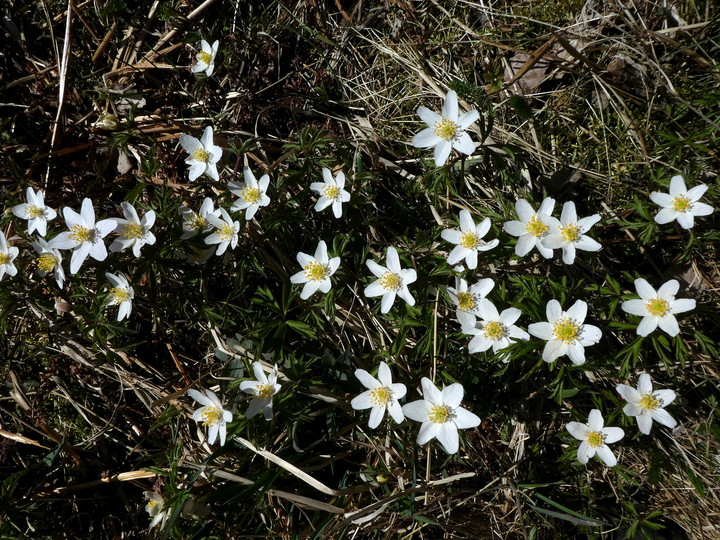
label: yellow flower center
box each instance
[429,404,454,424]
[379,271,402,291]
[26,205,45,218]
[69,225,94,243]
[560,223,581,242]
[241,187,261,203]
[456,291,476,312]
[586,431,604,448]
[370,386,393,406]
[123,223,145,239]
[434,118,458,141]
[639,393,661,410]
[191,148,211,163]
[672,195,691,212]
[198,51,213,64]
[323,185,341,200]
[147,499,160,513]
[109,287,131,304]
[188,213,207,231]
[304,261,329,282]
[254,383,275,399]
[525,216,549,237]
[645,298,669,317]
[459,231,482,249]
[0,253,10,265]
[37,254,57,272]
[218,223,235,241]
[483,321,506,341]
[200,406,222,426]
[552,317,580,343]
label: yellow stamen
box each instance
[147,500,159,512]
[0,253,10,265]
[456,292,475,312]
[200,406,222,426]
[198,51,213,65]
[241,187,261,203]
[639,394,661,410]
[672,195,691,212]
[428,404,454,424]
[254,383,275,399]
[37,254,57,272]
[553,317,580,343]
[323,185,341,200]
[560,223,581,242]
[218,223,235,241]
[434,118,458,141]
[304,261,329,282]
[645,298,669,317]
[370,386,393,406]
[109,287,130,304]
[379,271,402,291]
[123,223,145,239]
[188,214,207,231]
[459,231,482,249]
[483,321,506,341]
[525,216,548,237]
[586,431,604,448]
[191,148,211,163]
[26,205,45,218]
[69,225,93,243]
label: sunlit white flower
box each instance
[566,409,624,467]
[11,187,57,236]
[650,175,713,229]
[364,246,417,314]
[503,198,556,259]
[49,198,117,274]
[0,231,19,282]
[527,299,602,365]
[289,240,340,300]
[110,202,156,257]
[462,299,529,357]
[441,210,498,269]
[105,272,134,321]
[621,278,695,337]
[143,491,168,529]
[350,361,406,429]
[402,377,480,454]
[188,388,233,445]
[310,168,351,218]
[179,126,223,181]
[179,197,220,239]
[229,167,271,220]
[239,362,281,421]
[447,277,494,328]
[204,208,239,256]
[192,39,219,76]
[411,90,479,167]
[31,238,65,288]
[616,373,677,435]
[541,202,601,264]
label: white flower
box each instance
[462,299,529,357]
[527,299,602,365]
[541,202,601,264]
[411,90,479,167]
[192,39,219,76]
[621,278,695,337]
[204,208,239,256]
[502,198,556,259]
[49,198,117,274]
[110,202,156,257]
[31,238,65,288]
[179,197,220,239]
[179,126,223,181]
[350,361,407,429]
[447,277,494,328]
[441,210,499,269]
[143,491,168,529]
[105,272,134,321]
[310,168,351,218]
[616,373,677,435]
[11,187,57,236]
[289,240,340,300]
[0,231,19,282]
[650,175,713,229]
[364,246,417,314]
[187,388,233,445]
[229,167,271,220]
[402,377,480,454]
[566,409,624,467]
[239,362,281,421]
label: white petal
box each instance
[657,279,679,299]
[417,106,442,127]
[368,405,385,429]
[355,369,380,390]
[622,299,647,316]
[587,409,604,431]
[669,175,686,196]
[670,298,695,314]
[452,132,475,156]
[433,140,452,167]
[595,445,617,467]
[650,408,677,429]
[441,383,464,408]
[436,422,459,454]
[566,421,590,441]
[634,278,656,300]
[636,316,658,336]
[637,413,653,435]
[403,400,430,422]
[453,407,480,429]
[412,128,442,149]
